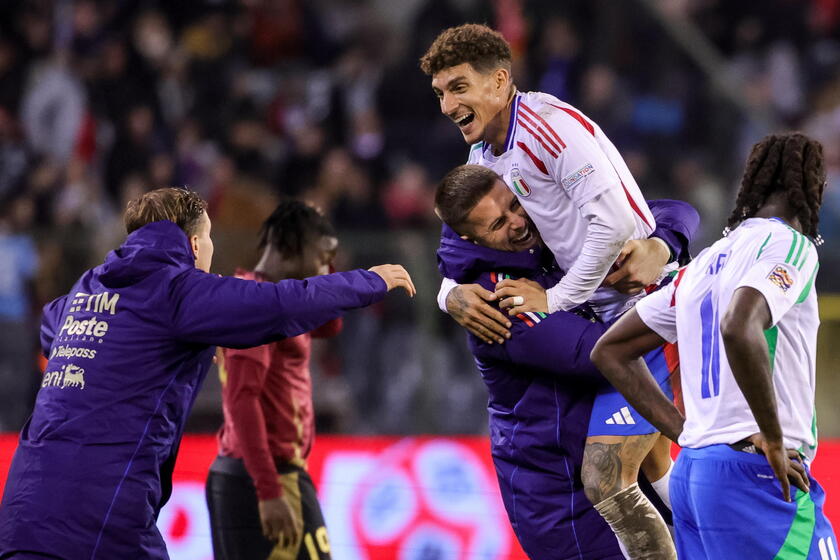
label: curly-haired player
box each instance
[422,24,683,558]
[592,132,837,559]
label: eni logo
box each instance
[510,168,531,198]
[42,364,86,390]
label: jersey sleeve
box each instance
[635,277,679,343]
[469,270,609,381]
[220,345,282,500]
[736,229,819,326]
[170,269,387,348]
[523,102,624,209]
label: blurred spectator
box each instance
[2,0,840,436]
[0,196,39,431]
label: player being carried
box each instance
[592,132,837,559]
[421,24,683,557]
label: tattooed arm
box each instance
[445,284,512,344]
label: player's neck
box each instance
[754,200,803,233]
[487,86,517,156]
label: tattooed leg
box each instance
[582,434,676,559]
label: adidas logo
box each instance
[605,406,635,425]
[819,537,838,560]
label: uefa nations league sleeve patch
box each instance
[767,264,794,292]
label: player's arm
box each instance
[222,346,300,541]
[603,199,700,294]
[170,266,412,348]
[436,225,512,344]
[484,309,611,382]
[647,199,700,266]
[591,282,685,442]
[721,232,817,500]
[40,294,68,356]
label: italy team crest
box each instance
[510,168,531,197]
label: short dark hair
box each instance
[258,199,336,258]
[728,132,826,238]
[124,187,207,236]
[435,164,501,234]
[419,23,511,76]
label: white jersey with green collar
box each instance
[637,217,820,460]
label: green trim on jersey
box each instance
[796,263,820,304]
[756,233,773,260]
[810,408,818,453]
[772,489,816,560]
[470,142,484,152]
[785,231,801,264]
[792,234,807,267]
[764,326,779,375]
[797,241,813,271]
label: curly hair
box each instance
[258,199,336,258]
[124,187,208,236]
[727,132,826,238]
[419,23,511,76]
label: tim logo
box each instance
[767,265,794,292]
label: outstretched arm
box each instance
[720,287,808,502]
[591,308,684,441]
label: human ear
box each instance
[190,235,200,261]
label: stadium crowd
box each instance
[1,0,839,434]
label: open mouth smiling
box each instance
[454,113,475,127]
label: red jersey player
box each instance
[206,200,343,559]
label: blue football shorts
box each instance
[587,343,677,437]
[671,444,837,559]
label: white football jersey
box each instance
[636,218,820,459]
[468,91,656,319]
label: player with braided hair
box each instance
[206,200,352,559]
[591,131,836,559]
[726,133,825,241]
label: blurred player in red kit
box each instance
[206,200,343,559]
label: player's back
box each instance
[468,91,656,320]
[671,217,819,457]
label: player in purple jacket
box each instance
[436,189,697,558]
[0,188,414,560]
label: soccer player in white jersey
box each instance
[421,24,681,559]
[592,132,837,559]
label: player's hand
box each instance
[369,264,416,297]
[259,496,302,547]
[749,433,810,501]
[494,278,548,316]
[446,284,510,344]
[603,238,671,294]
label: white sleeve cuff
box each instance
[437,277,458,313]
[546,283,566,313]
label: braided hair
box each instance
[727,132,826,239]
[258,199,336,258]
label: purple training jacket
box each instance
[0,220,386,559]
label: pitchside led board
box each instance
[1,435,839,560]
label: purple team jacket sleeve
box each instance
[648,199,700,266]
[40,295,68,356]
[495,311,609,380]
[170,268,387,348]
[471,272,609,381]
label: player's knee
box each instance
[581,445,621,505]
